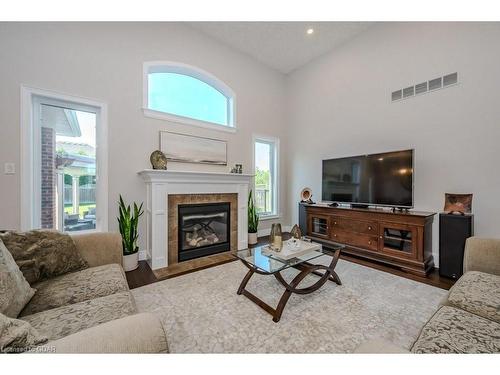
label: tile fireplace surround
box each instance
[168,193,238,264]
[138,170,253,270]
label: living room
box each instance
[1,0,499,371]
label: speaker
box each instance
[298,203,307,235]
[439,213,474,279]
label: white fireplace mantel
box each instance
[138,169,253,270]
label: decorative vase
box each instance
[290,224,302,240]
[150,150,168,170]
[248,232,258,245]
[123,251,139,272]
[270,223,283,251]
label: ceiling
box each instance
[188,22,374,74]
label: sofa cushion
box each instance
[0,312,47,353]
[44,313,169,353]
[21,291,137,341]
[0,239,36,318]
[20,264,129,317]
[443,271,500,323]
[0,230,88,284]
[411,306,500,353]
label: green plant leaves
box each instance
[117,194,144,255]
[248,190,259,233]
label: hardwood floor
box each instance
[125,260,157,289]
[125,234,456,290]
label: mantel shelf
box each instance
[138,169,254,181]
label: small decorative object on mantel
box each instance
[444,193,473,215]
[300,187,315,204]
[118,195,144,272]
[290,224,302,240]
[150,150,168,170]
[270,223,283,252]
[248,190,259,245]
[230,163,243,174]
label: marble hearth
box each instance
[138,170,252,270]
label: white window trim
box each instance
[252,134,280,221]
[20,85,108,232]
[142,61,237,133]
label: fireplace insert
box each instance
[177,202,230,262]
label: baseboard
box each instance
[258,225,291,238]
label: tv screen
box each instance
[322,149,414,208]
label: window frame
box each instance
[252,134,280,220]
[143,61,237,133]
[20,85,108,233]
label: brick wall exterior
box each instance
[41,127,55,229]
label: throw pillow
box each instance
[0,239,36,318]
[0,230,88,284]
[0,312,48,353]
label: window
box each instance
[254,136,279,218]
[21,87,108,232]
[144,62,235,131]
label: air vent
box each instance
[391,72,458,102]
[443,72,458,86]
[403,86,414,98]
[415,82,428,95]
[428,77,442,91]
[391,90,402,101]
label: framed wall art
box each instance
[159,131,227,165]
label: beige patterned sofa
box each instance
[356,237,500,353]
[18,233,169,353]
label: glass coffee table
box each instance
[233,242,344,322]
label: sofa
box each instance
[356,237,500,353]
[2,232,169,353]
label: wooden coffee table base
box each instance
[236,249,341,322]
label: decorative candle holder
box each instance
[269,223,283,251]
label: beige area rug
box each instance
[132,258,447,353]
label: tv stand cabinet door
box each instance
[307,213,331,239]
[378,222,418,259]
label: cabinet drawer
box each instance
[331,217,378,235]
[331,229,379,252]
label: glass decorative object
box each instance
[269,223,283,251]
[290,224,302,240]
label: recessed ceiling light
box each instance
[306,28,314,35]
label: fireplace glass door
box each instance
[178,202,230,262]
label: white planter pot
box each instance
[123,252,139,272]
[248,232,258,245]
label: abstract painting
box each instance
[160,131,227,165]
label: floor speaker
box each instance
[298,203,307,235]
[439,213,474,279]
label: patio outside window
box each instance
[39,104,97,232]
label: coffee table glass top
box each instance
[234,243,344,274]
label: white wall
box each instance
[286,22,500,265]
[0,22,288,249]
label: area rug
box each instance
[131,258,447,353]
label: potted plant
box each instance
[248,190,259,245]
[117,195,144,271]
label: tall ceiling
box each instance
[188,22,374,74]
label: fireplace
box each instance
[178,202,231,262]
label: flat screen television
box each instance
[322,149,414,208]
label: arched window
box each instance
[143,62,235,131]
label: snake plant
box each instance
[117,195,144,255]
[248,190,259,234]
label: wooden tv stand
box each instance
[299,204,436,276]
